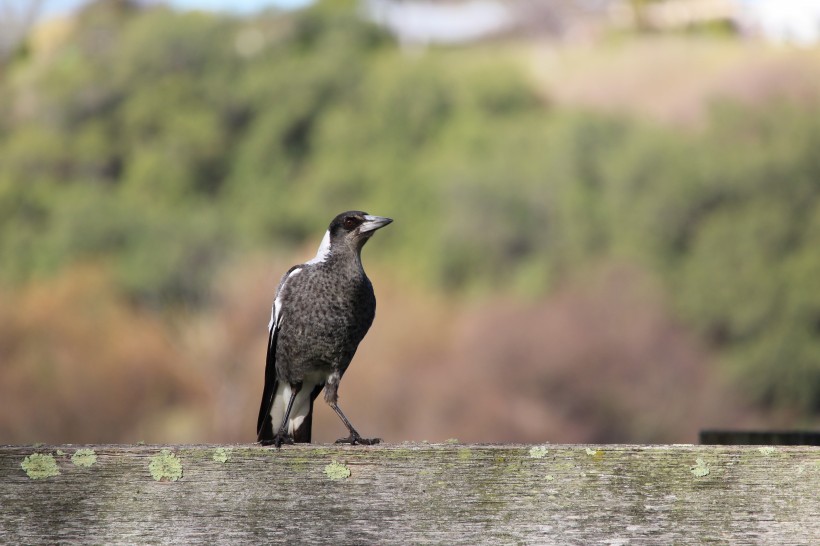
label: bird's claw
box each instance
[260,433,295,448]
[335,435,381,446]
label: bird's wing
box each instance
[256,265,308,440]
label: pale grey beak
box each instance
[360,215,393,233]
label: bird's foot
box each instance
[260,433,295,448]
[335,434,381,446]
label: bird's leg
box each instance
[325,378,380,446]
[263,383,301,448]
[330,403,380,445]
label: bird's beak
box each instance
[360,215,393,233]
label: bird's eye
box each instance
[343,217,360,230]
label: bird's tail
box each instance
[257,377,277,443]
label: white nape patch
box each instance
[269,267,303,332]
[269,371,329,436]
[305,230,331,265]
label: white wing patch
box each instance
[270,370,328,435]
[305,230,331,265]
[269,267,302,332]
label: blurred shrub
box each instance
[0,266,206,443]
[433,265,751,443]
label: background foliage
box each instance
[1,0,818,442]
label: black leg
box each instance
[261,384,301,448]
[330,402,380,446]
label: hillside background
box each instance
[1,0,819,444]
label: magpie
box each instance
[256,211,393,447]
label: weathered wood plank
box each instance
[700,430,820,445]
[1,443,819,544]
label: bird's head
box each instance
[310,211,391,262]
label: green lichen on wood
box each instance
[529,446,549,459]
[292,447,336,457]
[21,453,60,479]
[758,446,777,456]
[212,447,230,463]
[227,446,265,459]
[71,448,98,467]
[149,449,183,482]
[286,456,310,472]
[458,448,473,461]
[690,458,710,478]
[383,448,413,460]
[501,458,524,474]
[324,460,351,480]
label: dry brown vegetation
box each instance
[0,266,204,443]
[528,36,820,125]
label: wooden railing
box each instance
[2,443,818,543]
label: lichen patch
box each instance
[324,460,351,480]
[21,453,60,479]
[212,447,230,463]
[149,449,183,482]
[529,446,549,459]
[72,448,98,468]
[690,458,710,478]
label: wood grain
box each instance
[2,443,819,544]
